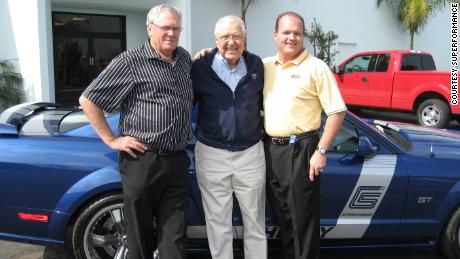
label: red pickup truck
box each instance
[334,50,459,128]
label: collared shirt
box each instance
[82,42,193,151]
[263,48,347,137]
[211,52,247,92]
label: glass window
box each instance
[422,55,436,70]
[330,120,359,152]
[401,54,421,70]
[342,55,373,74]
[401,54,436,71]
[59,111,91,133]
[20,112,67,136]
[320,114,359,153]
[53,13,124,33]
[374,54,390,72]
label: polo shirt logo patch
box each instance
[291,74,300,79]
[251,73,257,79]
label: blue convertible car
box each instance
[1,102,460,259]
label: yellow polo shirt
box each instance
[263,49,347,137]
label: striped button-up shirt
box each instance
[82,42,193,151]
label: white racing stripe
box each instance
[325,155,397,238]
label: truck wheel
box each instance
[416,99,450,128]
[440,206,460,259]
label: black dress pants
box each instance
[119,150,190,259]
[264,134,320,259]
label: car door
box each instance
[320,116,409,244]
[335,54,373,106]
[366,53,394,108]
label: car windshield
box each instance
[19,110,110,136]
[345,111,412,152]
[371,123,412,151]
[20,110,73,136]
[59,111,92,133]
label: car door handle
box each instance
[360,76,368,83]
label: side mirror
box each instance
[358,135,378,157]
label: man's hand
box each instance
[79,96,147,159]
[309,150,326,182]
[108,136,147,159]
[308,111,345,181]
[193,48,213,60]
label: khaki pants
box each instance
[195,140,267,259]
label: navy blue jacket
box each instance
[191,48,264,151]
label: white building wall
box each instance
[164,0,191,52]
[189,0,239,55]
[306,0,408,66]
[416,6,450,70]
[0,1,19,68]
[0,0,54,103]
[189,0,450,70]
[1,0,452,106]
[245,0,308,57]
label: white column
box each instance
[5,0,54,103]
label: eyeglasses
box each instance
[152,23,182,33]
[218,34,244,42]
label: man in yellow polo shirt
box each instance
[263,11,346,259]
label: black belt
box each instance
[267,130,318,145]
[148,148,180,156]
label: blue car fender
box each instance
[48,165,122,241]
[434,180,460,236]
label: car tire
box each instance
[71,193,160,259]
[416,99,450,128]
[72,193,128,259]
[440,206,460,259]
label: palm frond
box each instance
[403,0,430,33]
[377,0,452,49]
[0,59,24,108]
[0,81,23,107]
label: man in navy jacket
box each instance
[191,15,267,259]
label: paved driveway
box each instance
[0,240,446,259]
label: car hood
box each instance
[372,120,460,157]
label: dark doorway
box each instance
[52,12,126,107]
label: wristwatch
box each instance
[316,146,328,155]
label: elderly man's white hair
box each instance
[214,15,246,37]
[146,4,182,25]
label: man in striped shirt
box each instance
[79,4,192,259]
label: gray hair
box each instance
[146,4,182,25]
[214,15,246,37]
